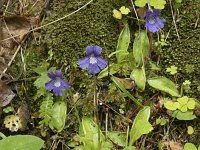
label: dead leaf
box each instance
[17,103,30,131]
[163,141,183,150]
[0,16,31,74]
[0,80,15,107]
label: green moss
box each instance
[43,0,126,66]
[157,0,200,98]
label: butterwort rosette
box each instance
[45,70,70,96]
[145,10,166,33]
[78,46,108,74]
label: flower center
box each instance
[89,55,97,64]
[54,77,61,87]
[148,15,156,24]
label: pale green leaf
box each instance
[34,67,56,90]
[164,101,177,111]
[149,0,166,9]
[133,31,150,67]
[177,96,189,105]
[107,131,126,147]
[119,6,130,15]
[113,9,122,19]
[116,24,130,63]
[147,76,180,97]
[79,117,112,149]
[173,110,196,120]
[123,146,136,150]
[130,67,146,90]
[49,101,67,132]
[180,105,188,112]
[187,100,196,110]
[166,65,178,75]
[135,0,146,7]
[187,126,194,135]
[129,106,153,146]
[184,143,197,150]
[174,102,180,109]
[160,118,167,126]
[98,63,120,79]
[0,135,44,150]
[156,118,161,125]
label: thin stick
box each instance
[130,0,140,29]
[169,0,180,41]
[0,45,21,79]
[3,0,10,15]
[1,0,94,42]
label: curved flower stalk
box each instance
[45,70,70,96]
[78,46,108,74]
[145,9,166,33]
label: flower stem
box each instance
[93,75,101,147]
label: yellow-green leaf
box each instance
[116,24,130,63]
[148,77,180,97]
[133,31,150,67]
[130,67,146,90]
[119,6,130,15]
[187,100,196,110]
[187,126,194,135]
[135,0,146,7]
[113,9,122,19]
[149,0,166,9]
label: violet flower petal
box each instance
[78,57,90,69]
[96,57,108,69]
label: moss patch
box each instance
[43,0,126,67]
[158,0,200,98]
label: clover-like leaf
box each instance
[113,9,122,19]
[164,101,179,111]
[187,99,195,110]
[173,110,196,120]
[135,0,146,7]
[180,105,188,112]
[149,0,166,9]
[135,0,166,9]
[166,65,178,75]
[119,6,130,15]
[174,102,180,109]
[177,96,188,105]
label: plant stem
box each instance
[93,75,101,147]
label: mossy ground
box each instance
[3,0,200,149]
[157,0,200,98]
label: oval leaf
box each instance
[129,106,153,146]
[130,67,146,90]
[0,135,44,150]
[116,24,130,63]
[147,77,180,97]
[49,101,67,132]
[133,30,150,67]
[184,143,197,150]
[172,110,196,120]
[107,131,126,147]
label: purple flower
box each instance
[45,70,70,96]
[145,10,166,33]
[78,46,108,74]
